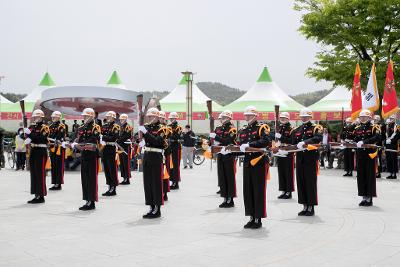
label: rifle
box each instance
[330,141,380,150]
[75,143,97,151]
[19,100,27,136]
[137,94,144,140]
[206,100,214,170]
[271,143,321,154]
[274,105,279,142]
[211,145,266,154]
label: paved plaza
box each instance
[1,162,400,266]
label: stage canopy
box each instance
[221,67,304,120]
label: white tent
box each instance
[223,67,304,112]
[21,72,56,111]
[308,87,351,111]
[1,95,12,104]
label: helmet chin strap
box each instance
[148,117,157,124]
[246,116,256,124]
[222,119,230,124]
[84,117,93,124]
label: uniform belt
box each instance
[144,147,163,153]
[31,143,47,148]
[124,141,132,144]
[105,142,116,145]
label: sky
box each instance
[0,0,332,95]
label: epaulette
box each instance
[396,125,400,132]
[258,124,270,136]
[112,124,121,131]
[59,123,66,130]
[289,125,300,135]
[92,124,101,134]
[372,124,381,134]
[313,124,323,134]
[41,124,50,134]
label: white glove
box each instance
[220,147,231,155]
[357,141,364,148]
[61,141,66,148]
[213,141,220,146]
[100,140,106,146]
[24,138,31,145]
[386,139,392,144]
[275,140,281,147]
[209,133,216,138]
[139,140,146,148]
[275,133,281,139]
[24,128,31,134]
[71,142,77,149]
[240,143,249,152]
[297,141,305,149]
[138,126,147,134]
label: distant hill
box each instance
[197,82,245,106]
[290,89,332,107]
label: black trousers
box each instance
[377,149,383,173]
[119,146,131,180]
[243,156,267,218]
[277,153,295,192]
[81,151,98,202]
[386,149,398,174]
[29,148,48,196]
[103,151,119,187]
[356,149,377,197]
[217,154,237,198]
[143,151,164,206]
[169,144,181,183]
[296,151,318,206]
[50,148,65,185]
[343,148,354,173]
[16,152,26,169]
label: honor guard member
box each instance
[48,111,67,190]
[137,108,169,219]
[118,113,133,185]
[72,108,101,210]
[373,115,385,178]
[274,112,295,199]
[214,113,224,194]
[385,114,399,179]
[167,112,183,190]
[292,108,322,216]
[24,109,50,204]
[238,106,271,229]
[209,110,237,208]
[353,110,381,206]
[159,111,172,201]
[341,118,355,177]
[100,111,121,196]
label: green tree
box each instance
[295,0,400,92]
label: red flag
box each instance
[382,60,398,119]
[351,63,362,120]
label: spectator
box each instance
[182,124,196,169]
[15,127,26,170]
[320,127,333,169]
[62,119,69,135]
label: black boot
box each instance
[164,193,168,201]
[305,205,315,216]
[143,205,154,218]
[281,192,292,199]
[120,179,130,185]
[298,205,308,216]
[277,192,286,199]
[244,217,255,229]
[251,218,262,229]
[27,196,45,204]
[147,206,161,219]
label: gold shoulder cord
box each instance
[258,124,270,136]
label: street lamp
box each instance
[181,71,194,127]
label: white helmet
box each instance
[120,113,128,120]
[279,112,290,119]
[51,111,62,118]
[345,117,352,123]
[168,111,179,119]
[105,111,116,119]
[221,110,233,119]
[390,114,396,119]
[373,115,381,121]
[218,113,223,119]
[32,109,45,118]
[359,109,372,118]
[299,108,312,117]
[159,110,167,119]
[244,106,257,116]
[81,108,95,117]
[146,107,159,117]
